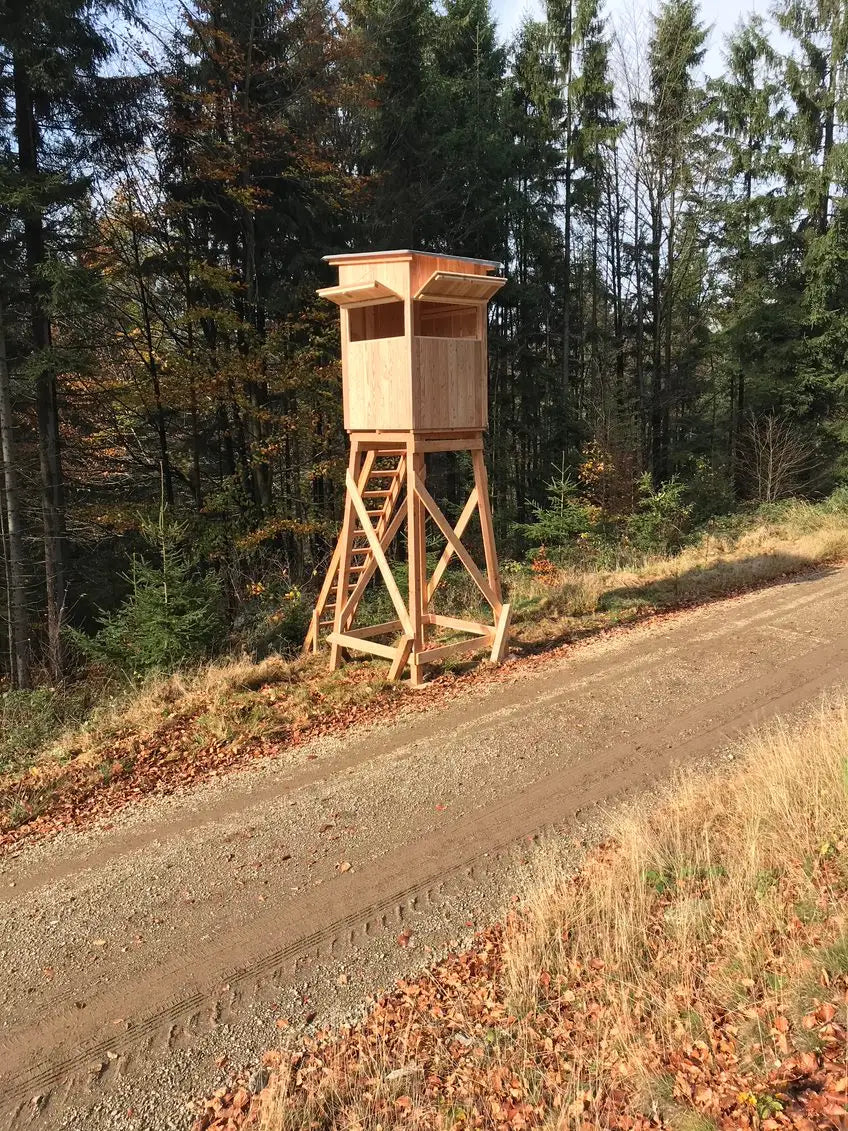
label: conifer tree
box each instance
[0,0,138,675]
[641,0,707,481]
[711,17,789,480]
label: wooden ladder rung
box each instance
[363,489,391,498]
[366,509,384,517]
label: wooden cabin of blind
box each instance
[303,250,510,685]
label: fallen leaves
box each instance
[192,834,848,1131]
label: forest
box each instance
[1,0,847,691]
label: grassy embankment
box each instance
[196,699,848,1131]
[2,498,848,838]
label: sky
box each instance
[490,0,776,77]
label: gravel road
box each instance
[2,564,848,1131]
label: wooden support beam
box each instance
[346,469,413,636]
[472,449,502,606]
[326,632,401,661]
[340,497,407,626]
[406,449,428,687]
[307,609,319,655]
[424,613,492,636]
[420,635,493,664]
[341,453,406,631]
[408,436,484,454]
[412,472,498,610]
[490,602,512,664]
[388,637,413,681]
[341,619,404,640]
[304,446,375,655]
[426,488,478,603]
[329,441,368,670]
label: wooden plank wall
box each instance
[411,339,485,431]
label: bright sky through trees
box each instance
[491,0,773,74]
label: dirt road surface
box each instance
[2,566,848,1130]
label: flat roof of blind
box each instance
[323,249,502,270]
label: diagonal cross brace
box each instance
[340,497,408,626]
[412,472,499,611]
[346,469,414,637]
[426,487,479,604]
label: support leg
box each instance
[388,637,413,681]
[329,439,361,672]
[406,446,428,686]
[472,447,503,607]
[490,602,512,664]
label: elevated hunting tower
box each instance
[303,250,510,685]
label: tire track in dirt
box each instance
[3,568,848,1127]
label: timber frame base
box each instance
[303,431,511,686]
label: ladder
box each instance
[303,452,407,654]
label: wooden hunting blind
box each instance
[303,249,511,685]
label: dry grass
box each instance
[502,697,848,1124]
[0,653,398,836]
[510,502,848,640]
[194,697,848,1131]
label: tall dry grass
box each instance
[509,502,848,636]
[503,698,848,1122]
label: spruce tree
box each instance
[0,0,137,676]
[642,0,707,481]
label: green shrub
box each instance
[626,474,693,555]
[520,466,598,548]
[238,582,311,657]
[822,484,848,513]
[70,520,225,676]
[1,688,63,774]
[685,457,735,524]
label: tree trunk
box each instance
[633,155,646,469]
[0,294,30,688]
[650,193,665,483]
[13,54,67,679]
[819,39,836,236]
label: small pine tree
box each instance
[626,473,693,555]
[70,513,224,676]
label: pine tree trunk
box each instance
[0,293,30,688]
[663,188,676,477]
[633,156,646,469]
[819,39,836,236]
[650,194,665,483]
[563,123,573,416]
[180,221,203,508]
[13,55,67,679]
